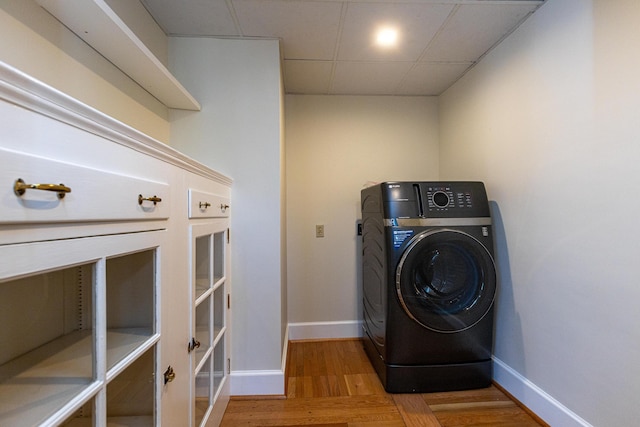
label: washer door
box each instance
[396,229,496,333]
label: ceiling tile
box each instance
[396,62,472,95]
[422,4,538,62]
[141,0,239,36]
[337,2,454,62]
[232,0,343,60]
[331,61,413,95]
[284,60,334,94]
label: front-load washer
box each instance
[361,181,497,393]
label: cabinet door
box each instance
[189,221,230,427]
[0,231,163,427]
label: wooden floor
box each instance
[220,340,547,427]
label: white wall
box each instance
[439,1,640,425]
[168,38,286,389]
[0,0,170,141]
[285,95,439,338]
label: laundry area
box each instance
[0,1,639,426]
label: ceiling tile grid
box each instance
[141,0,545,96]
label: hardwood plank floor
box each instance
[220,340,548,427]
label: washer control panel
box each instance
[426,185,474,211]
[375,181,490,219]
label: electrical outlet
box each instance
[315,224,324,238]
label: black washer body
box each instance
[361,181,496,393]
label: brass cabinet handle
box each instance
[220,203,229,212]
[138,194,162,205]
[163,365,176,384]
[187,337,201,353]
[199,201,211,209]
[14,178,71,199]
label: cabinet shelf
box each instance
[0,329,156,426]
[0,330,93,426]
[36,0,200,110]
[106,328,156,373]
[65,415,153,427]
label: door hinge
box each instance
[227,358,231,374]
[227,293,231,309]
[227,227,230,244]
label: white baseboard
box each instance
[229,370,285,396]
[492,357,593,427]
[288,320,363,341]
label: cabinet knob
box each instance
[187,337,201,353]
[220,203,229,212]
[163,366,175,384]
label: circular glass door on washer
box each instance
[361,181,496,393]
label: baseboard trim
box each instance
[230,369,285,396]
[288,320,363,341]
[492,357,593,427]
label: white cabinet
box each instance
[0,61,232,426]
[0,141,167,426]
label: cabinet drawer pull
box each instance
[14,178,71,199]
[199,201,211,209]
[220,203,229,212]
[138,194,162,205]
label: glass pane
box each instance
[213,337,225,396]
[106,250,155,371]
[212,231,224,284]
[195,296,211,367]
[107,347,155,426]
[195,235,211,299]
[0,265,95,427]
[194,354,212,427]
[213,284,225,342]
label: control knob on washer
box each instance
[432,191,449,208]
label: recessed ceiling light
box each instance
[375,27,399,48]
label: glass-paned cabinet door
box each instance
[0,231,162,427]
[190,222,228,427]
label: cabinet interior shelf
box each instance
[0,328,155,426]
[36,0,201,111]
[65,415,153,427]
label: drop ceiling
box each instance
[141,0,546,96]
